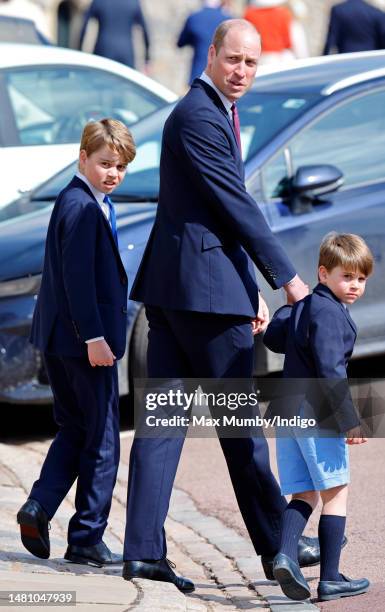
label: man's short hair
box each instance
[212,18,260,53]
[80,118,136,164]
[319,232,374,277]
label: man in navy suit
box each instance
[122,20,319,591]
[323,0,385,54]
[79,0,150,70]
[17,119,136,567]
[177,0,232,85]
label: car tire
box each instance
[127,307,149,416]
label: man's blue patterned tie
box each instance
[103,195,118,247]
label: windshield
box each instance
[238,91,318,162]
[2,91,318,221]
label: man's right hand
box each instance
[284,274,309,304]
[87,339,116,367]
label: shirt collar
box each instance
[200,71,233,116]
[76,172,105,208]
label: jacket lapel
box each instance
[313,283,357,336]
[193,79,243,168]
[69,176,127,276]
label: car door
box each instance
[254,85,385,359]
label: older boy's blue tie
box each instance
[103,195,118,247]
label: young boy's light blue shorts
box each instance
[276,433,350,495]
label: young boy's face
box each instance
[79,144,127,194]
[319,265,367,304]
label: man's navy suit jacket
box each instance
[130,78,295,316]
[263,283,361,432]
[323,0,385,54]
[30,176,128,359]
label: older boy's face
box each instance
[319,265,367,304]
[79,145,127,194]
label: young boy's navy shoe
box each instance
[317,575,369,601]
[273,552,311,601]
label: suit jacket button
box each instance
[121,277,127,285]
[122,307,128,314]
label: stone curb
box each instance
[0,440,319,611]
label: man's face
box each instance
[79,144,127,194]
[206,26,260,101]
[319,265,367,305]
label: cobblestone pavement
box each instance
[2,430,383,611]
[0,434,321,612]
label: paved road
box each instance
[1,360,384,611]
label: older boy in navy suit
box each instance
[17,119,136,567]
[264,233,374,602]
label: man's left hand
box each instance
[251,293,270,335]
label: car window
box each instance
[290,88,385,187]
[262,150,289,200]
[238,91,318,163]
[4,67,164,146]
[261,87,385,199]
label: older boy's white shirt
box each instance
[75,172,107,344]
[76,172,110,221]
[199,72,233,119]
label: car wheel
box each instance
[127,307,149,415]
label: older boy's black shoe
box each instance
[123,559,195,593]
[64,541,122,567]
[273,553,311,601]
[17,499,50,559]
[317,575,369,601]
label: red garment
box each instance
[244,6,292,52]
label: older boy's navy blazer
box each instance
[263,283,361,432]
[30,176,128,359]
[130,78,295,317]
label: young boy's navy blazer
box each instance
[263,283,361,433]
[124,79,297,562]
[31,176,128,358]
[29,176,127,546]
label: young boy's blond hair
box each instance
[80,118,136,165]
[319,232,374,277]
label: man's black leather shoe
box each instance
[273,552,311,601]
[64,541,123,567]
[123,559,195,593]
[318,575,369,601]
[298,534,347,567]
[17,499,50,559]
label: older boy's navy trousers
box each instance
[30,353,120,546]
[123,306,287,560]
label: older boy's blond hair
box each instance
[319,232,374,277]
[80,118,136,164]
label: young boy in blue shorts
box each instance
[263,232,374,602]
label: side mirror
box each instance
[290,164,344,215]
